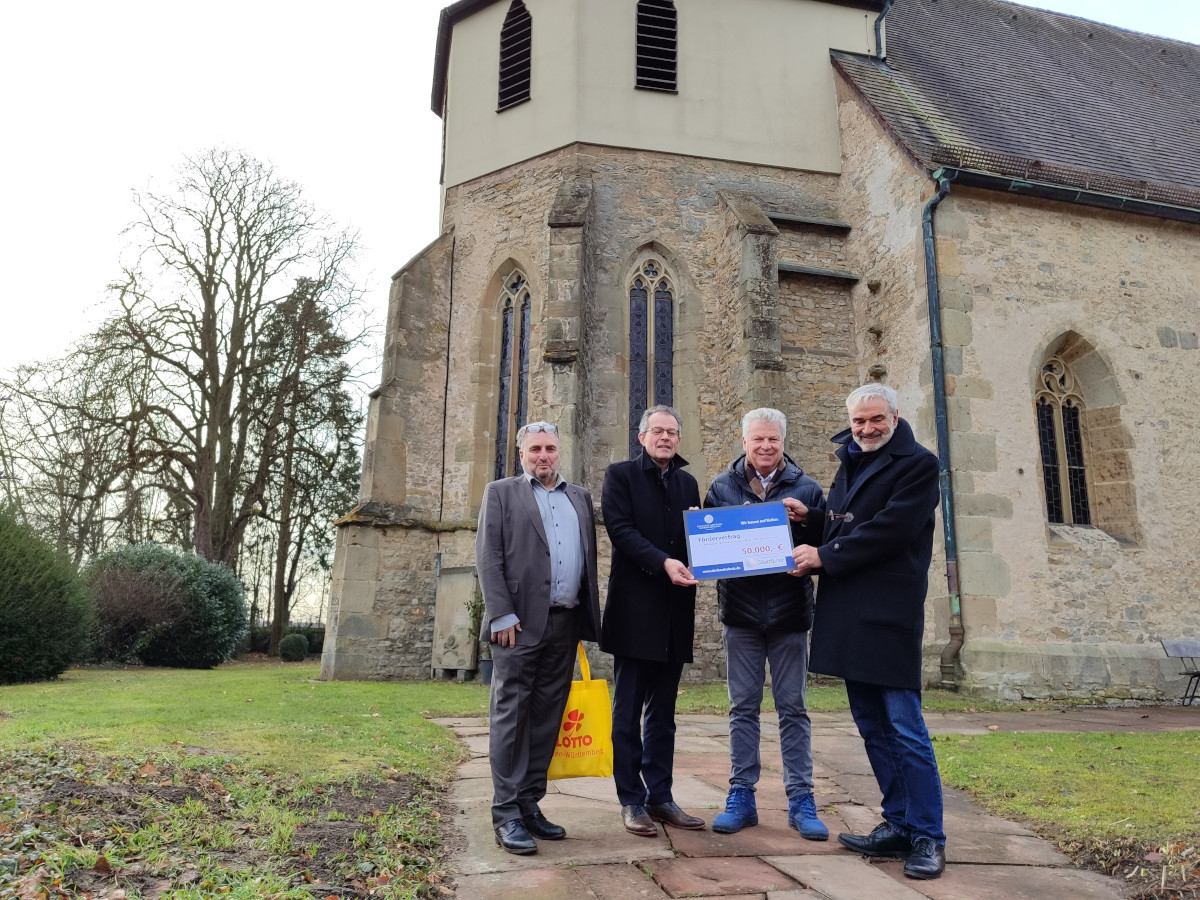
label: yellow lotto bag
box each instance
[547,642,614,780]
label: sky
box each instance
[2,0,1198,376]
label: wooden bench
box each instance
[1161,639,1200,706]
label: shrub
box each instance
[248,623,324,655]
[85,544,248,669]
[278,632,309,662]
[0,511,90,684]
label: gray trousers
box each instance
[488,607,580,827]
[723,624,814,799]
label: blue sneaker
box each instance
[711,785,757,834]
[787,791,828,841]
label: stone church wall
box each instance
[937,188,1200,699]
[835,73,1200,699]
[325,140,899,683]
[324,86,1199,696]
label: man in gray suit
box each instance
[476,420,602,854]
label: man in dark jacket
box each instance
[792,383,946,879]
[601,405,706,837]
[703,408,828,841]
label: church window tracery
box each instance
[494,271,531,480]
[628,259,674,456]
[1035,356,1091,525]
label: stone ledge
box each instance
[959,639,1179,701]
[334,501,474,532]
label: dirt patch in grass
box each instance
[2,749,448,899]
[294,778,421,818]
[1053,833,1200,900]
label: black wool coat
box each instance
[599,449,701,663]
[808,418,940,690]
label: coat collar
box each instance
[515,474,550,547]
[829,418,919,513]
[637,447,690,475]
[725,452,804,483]
[831,416,919,459]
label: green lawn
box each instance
[3,663,1198,898]
[1,661,489,899]
[1,661,487,780]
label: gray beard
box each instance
[853,430,895,452]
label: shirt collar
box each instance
[746,458,785,483]
[523,470,567,490]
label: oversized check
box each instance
[683,501,795,580]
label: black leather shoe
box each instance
[494,819,537,854]
[647,801,705,830]
[621,804,658,837]
[522,811,566,840]
[837,821,912,858]
[904,836,946,879]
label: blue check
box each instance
[683,502,795,580]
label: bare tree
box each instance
[0,354,154,564]
[102,148,361,567]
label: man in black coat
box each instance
[600,405,705,837]
[792,383,946,879]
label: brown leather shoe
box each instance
[621,804,658,836]
[647,801,705,830]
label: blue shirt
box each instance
[490,473,585,634]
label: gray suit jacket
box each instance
[475,474,601,646]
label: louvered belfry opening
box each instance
[498,0,532,111]
[636,0,677,92]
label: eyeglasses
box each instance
[525,423,558,434]
[645,426,680,438]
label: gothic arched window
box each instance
[498,0,532,111]
[1035,356,1091,525]
[636,0,678,92]
[494,271,532,480]
[628,258,674,456]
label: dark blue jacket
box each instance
[808,418,940,689]
[600,449,701,662]
[703,454,825,632]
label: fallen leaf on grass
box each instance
[138,762,159,777]
[94,856,114,874]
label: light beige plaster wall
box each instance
[442,0,876,188]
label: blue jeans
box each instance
[845,679,945,845]
[723,625,814,799]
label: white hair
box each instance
[741,408,787,441]
[846,383,898,415]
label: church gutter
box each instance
[934,167,1200,226]
[922,170,964,691]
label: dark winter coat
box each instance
[703,453,825,632]
[808,418,940,690]
[600,449,702,662]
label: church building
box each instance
[320,0,1200,700]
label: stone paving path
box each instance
[436,705,1199,899]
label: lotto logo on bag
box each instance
[559,709,594,748]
